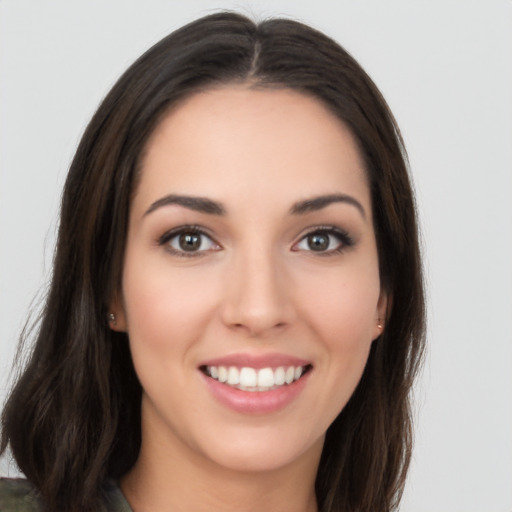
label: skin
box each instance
[111,86,387,512]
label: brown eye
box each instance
[293,227,353,255]
[160,227,220,256]
[307,233,330,251]
[178,232,202,251]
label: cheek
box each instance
[121,259,217,356]
[298,265,381,347]
[121,262,221,404]
[306,270,380,409]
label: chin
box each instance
[196,429,325,475]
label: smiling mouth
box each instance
[200,364,312,392]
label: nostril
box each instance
[228,321,289,337]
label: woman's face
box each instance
[112,86,387,474]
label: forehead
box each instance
[134,86,370,215]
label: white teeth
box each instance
[239,367,257,387]
[227,367,239,385]
[257,368,274,387]
[218,366,228,383]
[205,364,308,391]
[274,367,285,386]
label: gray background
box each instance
[1,1,511,510]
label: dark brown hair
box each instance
[1,12,425,512]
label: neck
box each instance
[121,411,321,512]
[122,462,319,512]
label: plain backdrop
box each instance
[1,1,511,511]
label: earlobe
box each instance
[108,295,127,332]
[373,320,384,341]
[373,289,391,340]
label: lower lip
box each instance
[201,371,310,414]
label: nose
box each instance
[220,247,295,337]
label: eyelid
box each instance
[157,223,353,257]
[292,225,354,254]
[158,225,221,257]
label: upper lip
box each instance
[199,353,311,369]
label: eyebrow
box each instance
[144,194,226,216]
[144,192,366,219]
[290,194,366,219]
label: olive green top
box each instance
[0,478,133,511]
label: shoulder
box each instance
[0,478,43,511]
[103,480,134,512]
[0,477,133,512]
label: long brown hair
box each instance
[1,12,425,512]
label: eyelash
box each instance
[293,226,354,256]
[158,225,219,258]
[157,224,354,258]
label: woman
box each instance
[0,11,425,512]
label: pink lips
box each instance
[199,353,312,414]
[200,353,310,369]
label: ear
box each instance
[372,288,391,341]
[108,293,127,332]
